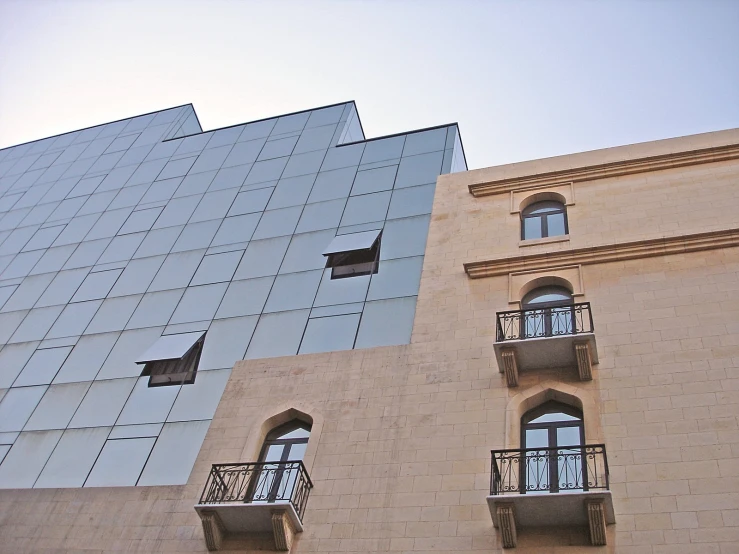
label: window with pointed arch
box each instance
[521,400,585,494]
[521,200,568,240]
[251,420,311,503]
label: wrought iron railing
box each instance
[199,461,313,521]
[496,302,594,342]
[490,444,609,495]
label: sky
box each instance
[0,0,737,169]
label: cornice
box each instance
[468,143,739,197]
[464,228,739,278]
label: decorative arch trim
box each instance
[504,381,601,449]
[508,265,584,306]
[510,183,575,214]
[518,191,568,213]
[240,403,324,472]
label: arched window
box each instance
[259,420,311,464]
[252,420,311,503]
[522,400,584,449]
[521,401,585,493]
[521,200,568,240]
[521,286,574,338]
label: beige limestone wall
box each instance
[1,131,739,553]
[434,129,739,265]
[2,251,737,553]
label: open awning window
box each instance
[136,331,205,387]
[322,230,382,279]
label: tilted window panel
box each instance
[136,331,205,387]
[323,229,382,279]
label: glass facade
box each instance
[0,102,466,488]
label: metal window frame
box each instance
[520,201,569,240]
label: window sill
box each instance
[519,235,570,248]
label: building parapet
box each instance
[468,142,739,197]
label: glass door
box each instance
[251,421,310,504]
[521,286,574,338]
[521,401,585,493]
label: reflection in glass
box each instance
[547,213,566,236]
[523,217,542,240]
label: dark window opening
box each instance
[521,200,568,240]
[140,336,204,387]
[325,235,381,279]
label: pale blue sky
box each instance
[1,0,737,169]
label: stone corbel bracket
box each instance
[272,510,297,551]
[198,510,225,552]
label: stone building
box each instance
[0,102,738,553]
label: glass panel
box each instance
[263,271,322,313]
[524,309,545,338]
[547,212,567,236]
[244,310,310,359]
[274,462,299,501]
[394,150,443,188]
[524,428,549,493]
[169,282,229,324]
[252,444,284,503]
[84,437,156,487]
[23,382,90,431]
[351,165,397,196]
[525,428,549,449]
[263,444,285,462]
[0,430,64,488]
[524,201,563,215]
[556,425,581,447]
[366,256,423,300]
[34,427,110,488]
[287,441,308,460]
[277,428,310,441]
[523,217,542,240]
[354,297,416,349]
[522,286,573,308]
[280,229,337,274]
[551,306,574,335]
[197,316,258,371]
[266,174,315,210]
[528,412,581,424]
[137,421,211,486]
[299,313,361,354]
[526,291,571,305]
[557,427,583,492]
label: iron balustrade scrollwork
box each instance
[495,302,594,342]
[490,444,609,495]
[199,461,313,521]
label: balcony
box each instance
[194,461,313,551]
[486,445,614,547]
[494,302,598,386]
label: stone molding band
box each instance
[468,143,739,197]
[464,227,739,279]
